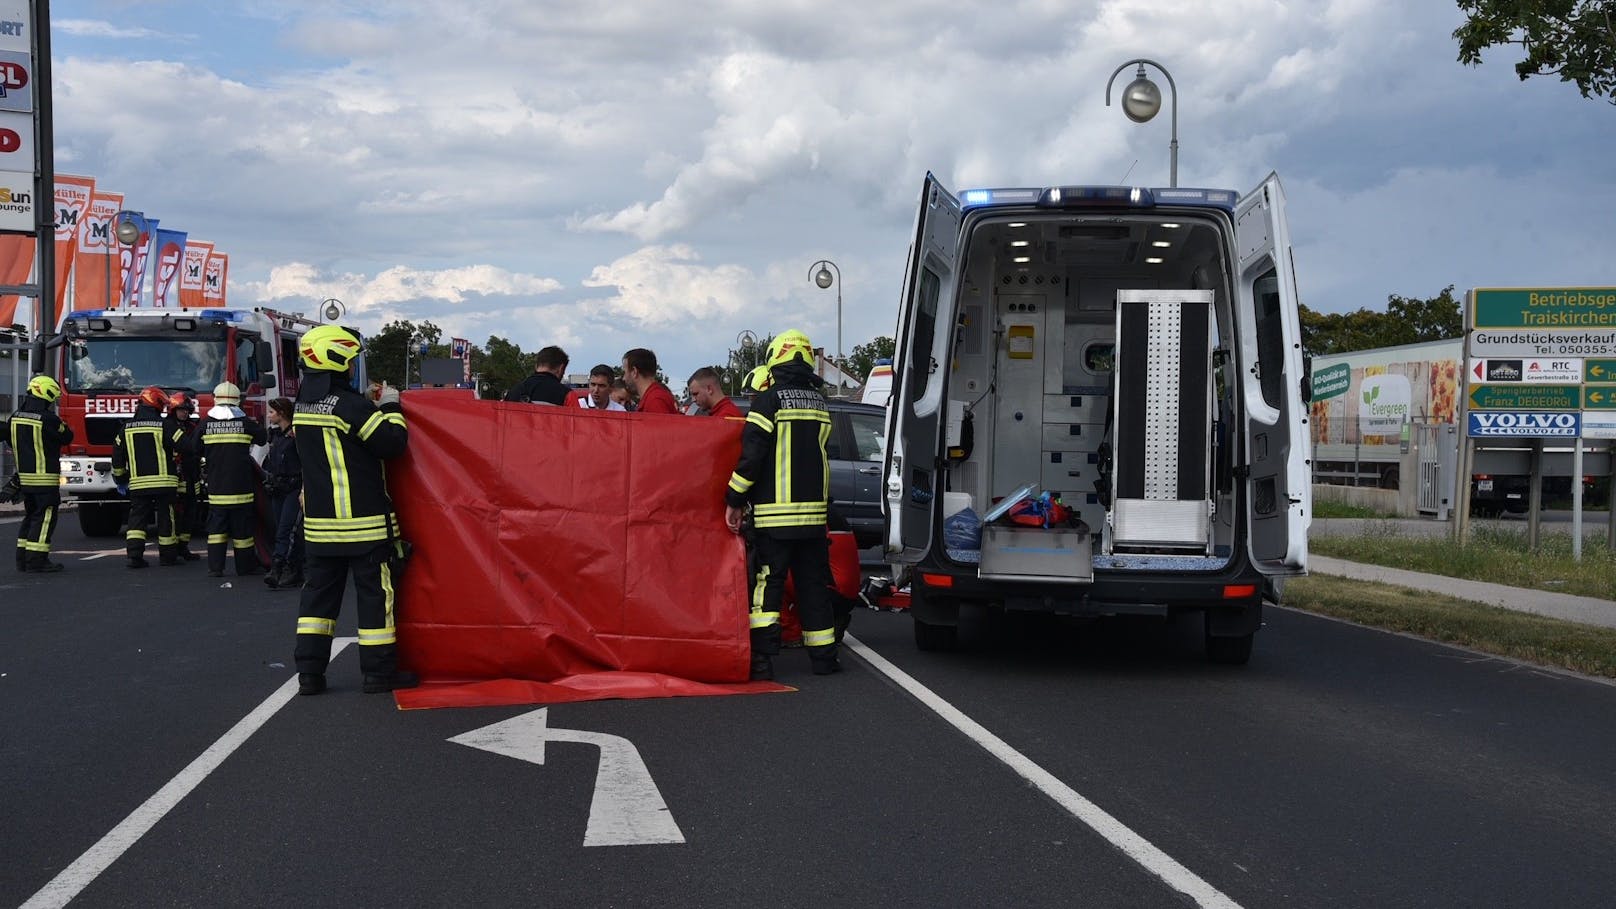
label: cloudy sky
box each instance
[39,0,1616,383]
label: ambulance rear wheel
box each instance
[913,617,958,652]
[1205,632,1254,665]
[78,502,126,538]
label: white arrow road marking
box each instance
[79,551,121,561]
[22,639,356,909]
[450,708,685,847]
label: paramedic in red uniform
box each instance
[622,348,679,414]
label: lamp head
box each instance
[814,266,834,289]
[114,215,141,246]
[1121,70,1162,123]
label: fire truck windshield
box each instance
[65,337,229,393]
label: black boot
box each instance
[297,673,326,696]
[279,562,305,590]
[748,654,775,681]
[264,560,284,588]
[27,554,65,573]
[159,544,181,567]
[808,644,842,676]
[362,670,420,694]
[15,549,27,572]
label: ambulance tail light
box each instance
[1222,584,1258,600]
[920,573,955,588]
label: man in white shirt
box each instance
[577,364,626,412]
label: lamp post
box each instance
[1105,59,1179,187]
[808,259,841,395]
[736,329,759,392]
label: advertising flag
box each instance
[201,250,228,306]
[177,239,212,308]
[0,233,27,327]
[71,190,123,311]
[150,228,187,308]
[51,174,95,322]
[452,337,472,382]
[119,214,156,308]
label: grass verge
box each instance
[1286,575,1616,679]
[1310,523,1616,599]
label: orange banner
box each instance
[51,174,95,325]
[71,191,123,312]
[0,234,33,328]
[201,250,228,307]
[177,239,212,308]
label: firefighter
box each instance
[6,375,74,573]
[291,325,416,695]
[166,392,204,561]
[723,329,841,679]
[183,382,267,578]
[113,385,182,568]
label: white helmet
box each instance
[213,381,241,406]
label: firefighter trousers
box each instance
[294,544,400,678]
[16,488,61,569]
[750,532,838,668]
[126,492,178,564]
[207,502,259,575]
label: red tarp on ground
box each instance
[388,394,787,708]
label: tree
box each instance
[477,335,530,401]
[837,336,895,388]
[367,319,446,387]
[1454,1,1616,103]
[720,333,774,394]
[1299,285,1463,355]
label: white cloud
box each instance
[247,262,563,312]
[55,19,175,40]
[580,245,761,325]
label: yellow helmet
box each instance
[743,364,772,393]
[212,382,241,406]
[26,375,61,403]
[766,329,813,369]
[299,324,363,372]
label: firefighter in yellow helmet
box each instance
[112,385,181,568]
[5,375,74,572]
[182,382,267,576]
[723,329,841,679]
[291,325,416,695]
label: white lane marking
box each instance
[844,634,1242,909]
[451,707,685,847]
[79,552,120,561]
[21,639,355,909]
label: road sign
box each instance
[1468,384,1581,411]
[450,708,686,847]
[1583,413,1616,439]
[1584,388,1616,409]
[1472,288,1616,330]
[1310,361,1350,401]
[1469,329,1616,358]
[1468,411,1581,438]
[1586,360,1616,383]
[1469,358,1582,384]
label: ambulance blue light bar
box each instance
[197,309,248,322]
[960,188,1044,208]
[960,185,1238,212]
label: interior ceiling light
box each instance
[1008,222,1027,228]
[1010,240,1029,247]
[1160,222,1180,228]
[1152,241,1171,248]
[1012,256,1031,263]
[1145,256,1164,264]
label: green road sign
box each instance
[1585,359,1616,383]
[1472,287,1616,329]
[1310,362,1350,401]
[1468,384,1581,410]
[1585,388,1616,409]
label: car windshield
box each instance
[65,337,228,393]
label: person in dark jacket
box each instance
[503,345,570,405]
[166,392,203,561]
[113,385,181,568]
[292,325,416,696]
[723,329,840,679]
[184,381,268,577]
[6,375,74,572]
[262,397,304,590]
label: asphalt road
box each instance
[4,515,1616,908]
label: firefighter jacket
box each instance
[293,371,408,555]
[724,361,831,538]
[165,414,202,495]
[7,396,75,488]
[183,410,267,506]
[112,404,178,494]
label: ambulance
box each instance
[883,175,1310,663]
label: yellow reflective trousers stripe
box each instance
[802,627,836,647]
[297,617,336,636]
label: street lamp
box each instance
[113,210,147,308]
[320,298,346,322]
[808,259,841,395]
[1105,59,1179,187]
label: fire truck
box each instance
[52,307,353,537]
